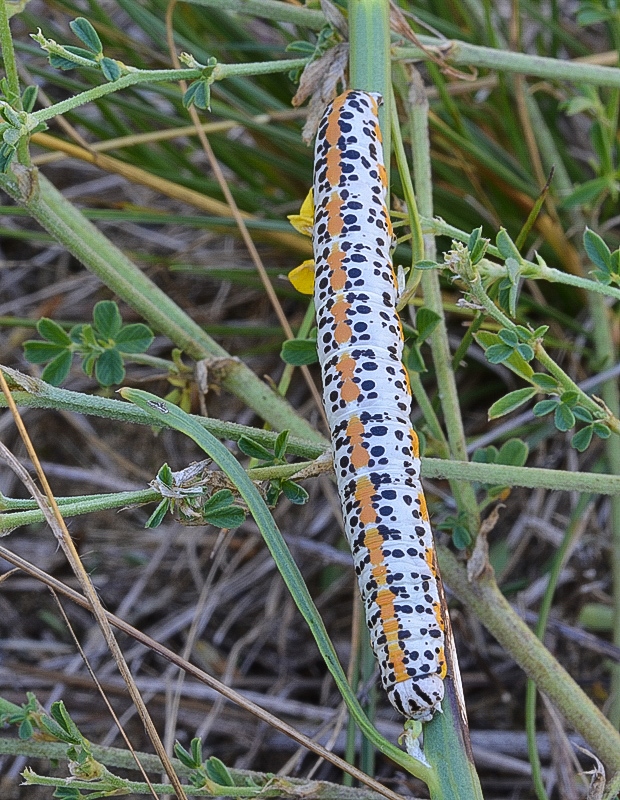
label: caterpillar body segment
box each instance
[312,89,446,722]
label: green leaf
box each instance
[416,308,441,342]
[554,403,575,431]
[573,406,593,423]
[593,422,611,439]
[452,526,472,550]
[100,57,122,82]
[485,343,513,364]
[174,741,200,769]
[183,80,210,110]
[531,373,558,391]
[516,343,534,361]
[488,387,536,419]
[472,445,498,464]
[583,227,612,271]
[413,259,438,270]
[39,716,77,745]
[571,426,593,452]
[0,142,16,172]
[476,331,534,381]
[70,17,103,54]
[95,348,124,386]
[286,40,317,54]
[498,329,518,347]
[115,323,154,353]
[496,228,521,261]
[237,436,273,461]
[21,85,38,113]
[93,300,122,339]
[81,351,97,377]
[52,788,82,800]
[560,390,579,406]
[533,398,559,417]
[281,480,309,505]
[37,317,72,345]
[205,757,235,787]
[49,53,85,70]
[204,505,245,529]
[18,719,33,740]
[41,350,72,386]
[497,438,529,467]
[203,489,235,513]
[405,343,426,373]
[23,340,66,363]
[561,177,610,209]
[577,7,613,24]
[467,226,488,264]
[274,430,289,460]
[280,338,318,366]
[156,463,174,488]
[145,499,170,529]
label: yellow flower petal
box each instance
[287,189,314,237]
[288,259,316,294]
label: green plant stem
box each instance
[393,40,620,87]
[588,293,620,727]
[0,367,327,458]
[525,494,591,800]
[29,60,307,126]
[2,454,619,535]
[348,0,392,159]
[0,738,385,800]
[0,174,325,444]
[0,4,20,105]
[0,0,30,166]
[0,489,158,531]
[408,370,450,458]
[391,87,424,270]
[437,545,620,772]
[477,257,620,304]
[410,81,480,535]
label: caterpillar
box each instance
[312,89,447,722]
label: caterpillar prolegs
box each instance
[312,90,447,722]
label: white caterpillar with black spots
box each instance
[312,89,446,722]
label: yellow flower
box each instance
[287,190,316,294]
[288,259,316,294]
[287,189,314,236]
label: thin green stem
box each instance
[525,494,591,800]
[408,370,450,458]
[0,489,158,532]
[390,86,424,271]
[393,39,620,87]
[29,59,307,126]
[0,367,327,458]
[0,3,21,105]
[588,292,620,727]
